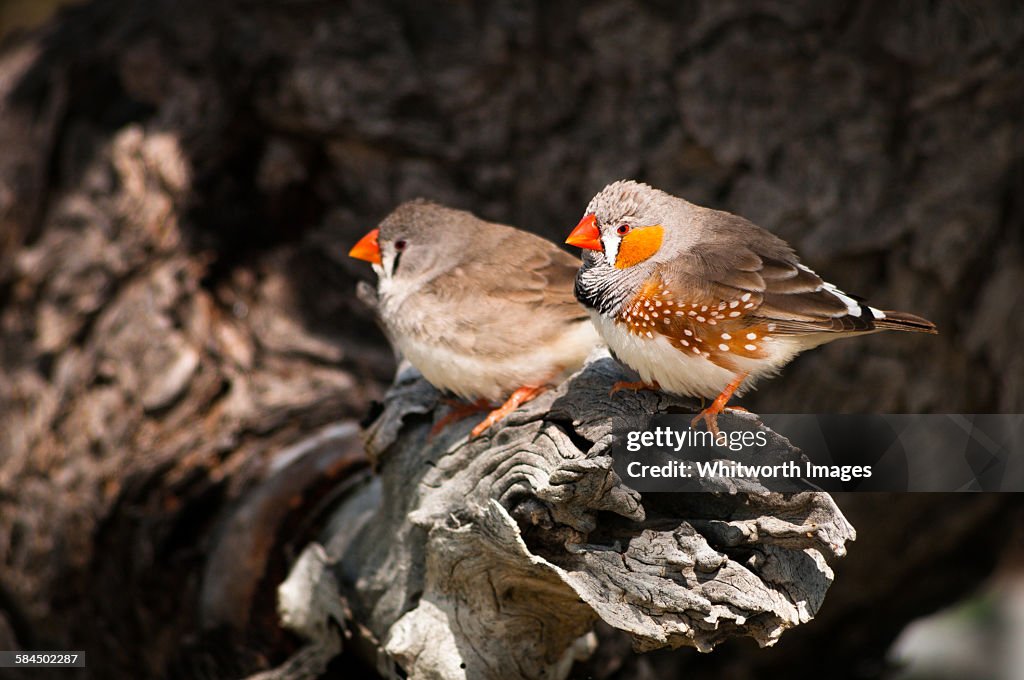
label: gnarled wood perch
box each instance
[264,356,855,679]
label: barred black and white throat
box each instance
[574,249,647,317]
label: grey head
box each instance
[573,180,696,313]
[582,180,705,269]
[371,199,476,291]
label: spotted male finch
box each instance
[350,200,601,437]
[566,180,937,434]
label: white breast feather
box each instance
[393,320,601,402]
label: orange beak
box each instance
[565,214,603,251]
[349,228,382,264]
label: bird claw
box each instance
[690,406,747,437]
[691,409,721,437]
[690,373,748,437]
[430,398,491,438]
[469,385,546,438]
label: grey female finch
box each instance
[566,180,937,433]
[350,200,601,437]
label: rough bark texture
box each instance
[1,1,1023,679]
[274,358,852,680]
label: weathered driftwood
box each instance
[264,356,855,679]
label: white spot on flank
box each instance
[741,293,751,302]
[646,331,654,338]
[721,333,731,340]
[718,343,729,351]
[701,305,708,312]
[745,344,757,351]
[746,332,757,340]
[684,329,693,336]
[729,311,741,317]
[729,300,739,308]
[744,302,754,308]
[692,347,700,354]
[681,340,689,347]
[696,316,706,322]
[655,300,662,307]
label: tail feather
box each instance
[875,310,938,334]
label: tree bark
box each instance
[265,357,852,680]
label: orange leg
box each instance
[470,386,547,438]
[609,380,661,396]
[691,373,748,436]
[430,398,492,437]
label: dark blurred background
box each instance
[0,1,1022,679]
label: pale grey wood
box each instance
[264,356,855,679]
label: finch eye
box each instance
[616,224,631,236]
[390,238,408,275]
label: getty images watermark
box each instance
[613,414,1024,492]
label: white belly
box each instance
[590,311,806,399]
[394,320,601,402]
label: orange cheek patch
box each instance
[614,225,664,269]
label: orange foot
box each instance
[471,385,547,438]
[691,373,748,437]
[609,380,661,396]
[430,398,492,437]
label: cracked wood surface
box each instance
[271,358,855,679]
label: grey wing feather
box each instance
[426,227,589,357]
[670,212,876,334]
